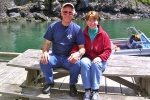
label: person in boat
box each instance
[129,33,141,43]
[71,11,112,100]
[40,3,85,97]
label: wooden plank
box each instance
[0,62,148,99]
[0,59,10,62]
[120,77,137,96]
[0,66,18,83]
[59,75,84,92]
[104,55,150,77]
[52,74,66,90]
[60,75,106,92]
[15,71,27,85]
[54,72,69,79]
[0,63,9,73]
[0,83,83,100]
[0,83,148,100]
[103,67,150,77]
[7,49,150,77]
[0,62,149,99]
[0,94,18,100]
[0,68,26,85]
[108,55,150,68]
[134,77,150,96]
[99,76,106,93]
[21,71,66,90]
[105,77,122,94]
[5,49,150,97]
[106,76,141,92]
[6,49,42,70]
[60,76,70,90]
[98,94,149,100]
[25,69,40,85]
[0,62,27,86]
[76,75,84,91]
[58,75,84,92]
[0,52,21,57]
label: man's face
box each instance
[61,6,74,24]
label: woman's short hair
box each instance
[85,11,99,21]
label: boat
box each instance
[111,27,150,56]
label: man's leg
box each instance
[40,54,60,94]
[63,58,81,97]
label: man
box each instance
[40,3,85,97]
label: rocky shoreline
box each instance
[0,0,150,23]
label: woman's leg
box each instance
[80,57,92,89]
[91,62,107,89]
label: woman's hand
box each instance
[92,57,102,63]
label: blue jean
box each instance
[80,57,107,90]
[40,54,81,85]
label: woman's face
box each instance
[86,17,98,30]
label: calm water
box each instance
[0,19,150,53]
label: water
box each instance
[0,19,150,53]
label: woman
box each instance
[81,11,111,100]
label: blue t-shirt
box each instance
[44,21,85,56]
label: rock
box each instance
[0,17,9,23]
[7,6,22,13]
[9,17,19,22]
[36,13,48,21]
[50,17,60,21]
[0,12,7,18]
[51,1,61,16]
[0,0,150,23]
[9,12,21,17]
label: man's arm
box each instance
[40,40,51,64]
[68,44,85,64]
[78,44,85,58]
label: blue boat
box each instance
[111,27,150,56]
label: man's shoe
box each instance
[50,81,55,87]
[70,84,77,97]
[84,90,91,100]
[91,91,99,100]
[42,81,54,94]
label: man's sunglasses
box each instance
[62,11,73,15]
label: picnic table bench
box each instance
[1,49,150,100]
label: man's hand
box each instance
[40,51,49,64]
[68,52,80,64]
[92,57,102,63]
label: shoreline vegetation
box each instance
[0,0,150,23]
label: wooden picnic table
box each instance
[5,49,150,99]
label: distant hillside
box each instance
[0,0,149,23]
